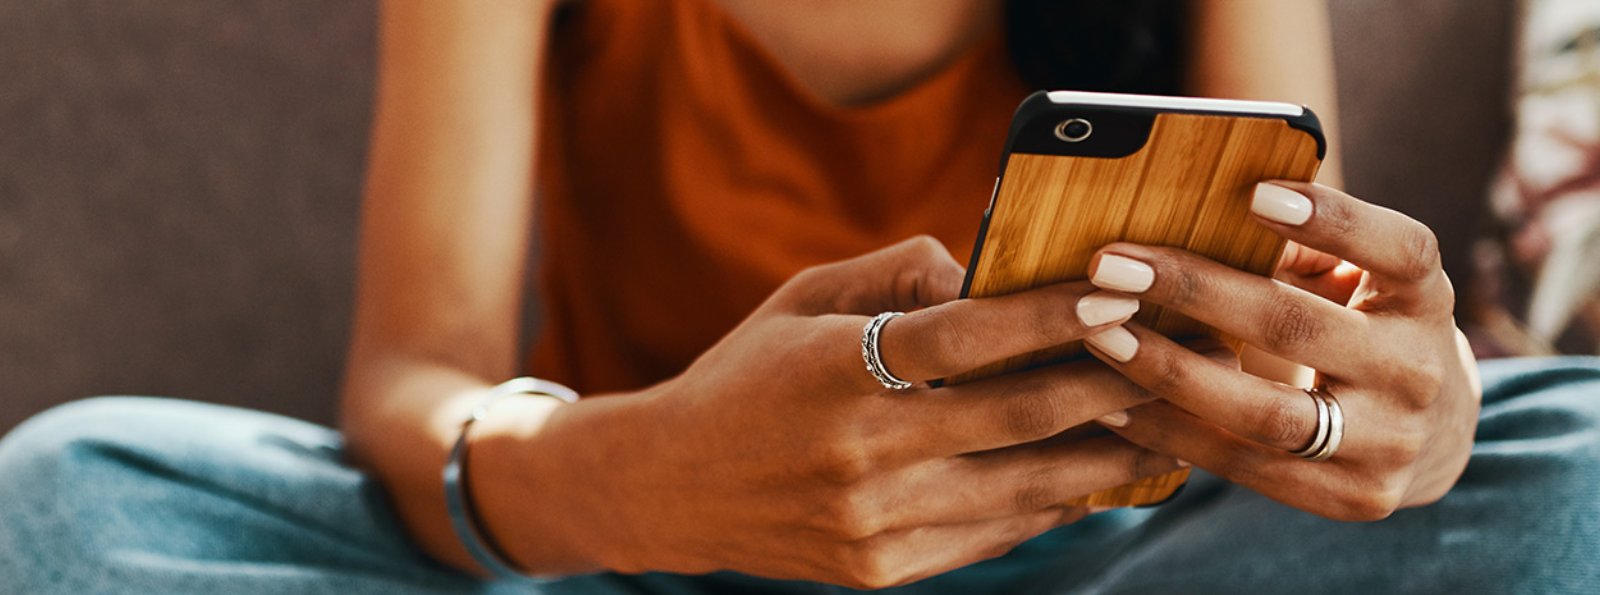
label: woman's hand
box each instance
[1081,182,1482,521]
[478,237,1183,589]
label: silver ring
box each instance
[1306,389,1344,462]
[861,312,914,390]
[1291,387,1330,459]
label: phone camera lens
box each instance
[1055,118,1093,143]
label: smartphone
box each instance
[948,91,1326,508]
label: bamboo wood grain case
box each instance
[951,91,1326,508]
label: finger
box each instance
[1250,182,1451,311]
[1100,400,1374,521]
[1088,244,1370,374]
[875,284,1140,383]
[1278,241,1343,278]
[1084,323,1321,452]
[839,507,1080,589]
[1275,242,1362,306]
[856,436,1181,531]
[869,358,1153,461]
[778,235,966,316]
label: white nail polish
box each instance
[1085,326,1139,363]
[1091,255,1154,293]
[1076,292,1140,327]
[1097,410,1130,427]
[1252,183,1313,226]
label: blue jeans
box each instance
[2,357,1598,594]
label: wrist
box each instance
[468,388,661,575]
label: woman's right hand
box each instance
[477,237,1184,589]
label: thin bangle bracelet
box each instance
[442,377,580,582]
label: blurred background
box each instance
[1,0,1595,434]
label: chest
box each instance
[710,0,1001,107]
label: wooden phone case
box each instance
[949,92,1325,508]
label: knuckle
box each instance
[1253,395,1312,450]
[1386,435,1424,465]
[1127,447,1169,480]
[1000,384,1070,442]
[1159,259,1205,308]
[1024,292,1073,344]
[778,265,828,297]
[1389,357,1445,407]
[1341,478,1405,521]
[1145,345,1192,396]
[1261,293,1324,354]
[815,488,884,540]
[1317,198,1359,240]
[1411,373,1445,408]
[1432,273,1458,313]
[796,318,841,354]
[1396,222,1443,281]
[841,543,902,590]
[905,234,944,257]
[987,518,1048,559]
[1343,498,1397,522]
[1370,421,1425,464]
[819,495,883,540]
[1012,468,1061,511]
[980,539,1019,562]
[893,242,958,310]
[813,443,875,486]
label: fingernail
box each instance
[1087,506,1118,514]
[1076,291,1140,327]
[1097,409,1130,427]
[1177,459,1192,468]
[1091,254,1154,293]
[1252,183,1313,226]
[1085,326,1139,363]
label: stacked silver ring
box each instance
[1291,387,1344,462]
[861,312,914,390]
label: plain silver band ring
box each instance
[1291,387,1331,458]
[1306,389,1345,462]
[862,312,914,390]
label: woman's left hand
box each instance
[1081,182,1483,521]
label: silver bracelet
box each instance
[442,377,579,582]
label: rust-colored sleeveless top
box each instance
[531,0,1030,392]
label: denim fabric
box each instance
[2,357,1597,594]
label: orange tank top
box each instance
[531,0,1031,393]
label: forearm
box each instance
[1188,0,1344,186]
[339,352,513,573]
[343,0,571,573]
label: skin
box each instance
[341,0,1475,590]
[473,238,1183,585]
[1084,182,1482,520]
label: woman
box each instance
[2,0,1597,592]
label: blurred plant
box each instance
[1473,6,1600,356]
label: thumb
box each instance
[779,236,966,316]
